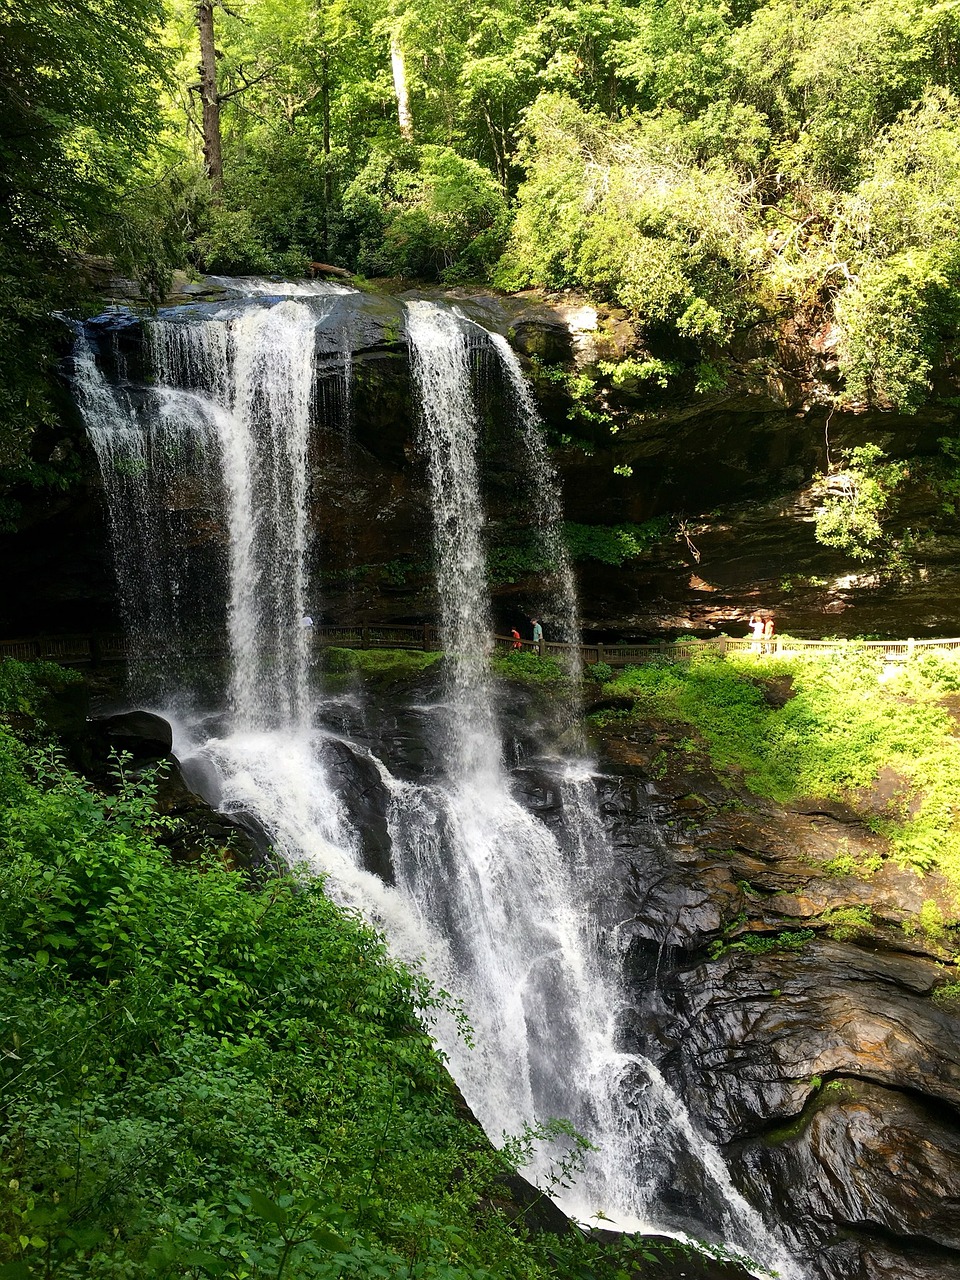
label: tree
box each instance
[197,0,224,189]
[0,0,165,478]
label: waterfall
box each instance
[405,302,498,783]
[402,302,800,1277]
[73,333,222,701]
[148,300,320,728]
[487,328,582,678]
[76,284,802,1280]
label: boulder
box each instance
[97,709,173,758]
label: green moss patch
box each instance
[592,647,960,895]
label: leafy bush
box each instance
[341,144,509,281]
[496,94,757,342]
[564,520,667,566]
[491,650,565,683]
[834,92,960,410]
[813,444,907,561]
[323,645,360,673]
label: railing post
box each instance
[362,626,370,649]
[775,636,783,655]
[596,641,605,665]
[716,636,727,655]
[908,637,915,657]
[538,637,545,657]
[422,622,430,651]
[89,634,101,667]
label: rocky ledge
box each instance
[5,276,960,644]
[593,710,960,1280]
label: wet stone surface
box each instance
[592,723,960,1280]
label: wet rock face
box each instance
[10,278,960,642]
[594,737,960,1280]
[281,672,960,1280]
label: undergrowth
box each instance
[590,646,960,896]
[490,650,567,684]
[0,659,729,1280]
[323,647,443,680]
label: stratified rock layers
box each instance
[5,281,960,640]
[597,720,960,1280]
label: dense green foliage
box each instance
[323,647,442,679]
[8,0,960,478]
[0,660,729,1279]
[812,444,908,562]
[489,521,666,585]
[0,733,529,1275]
[0,0,164,475]
[497,3,960,409]
[490,649,566,684]
[591,646,960,896]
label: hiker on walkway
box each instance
[511,627,522,650]
[748,613,764,653]
[762,614,775,654]
[531,619,543,647]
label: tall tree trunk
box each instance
[390,35,413,141]
[198,0,224,192]
[321,53,331,257]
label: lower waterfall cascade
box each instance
[74,281,803,1280]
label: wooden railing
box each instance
[3,626,960,669]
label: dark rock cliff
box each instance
[4,277,960,642]
[302,659,960,1280]
[591,710,960,1280]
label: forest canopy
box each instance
[4,0,960,472]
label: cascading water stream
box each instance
[402,302,800,1277]
[73,331,225,702]
[153,302,317,730]
[75,284,802,1280]
[487,327,582,679]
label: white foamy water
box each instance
[486,325,582,678]
[76,294,803,1280]
[208,275,357,297]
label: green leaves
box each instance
[0,0,165,477]
[813,444,907,561]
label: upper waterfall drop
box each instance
[404,301,499,783]
[149,298,321,730]
[486,328,582,679]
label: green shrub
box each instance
[564,520,667,566]
[496,94,758,342]
[341,144,509,281]
[491,649,565,683]
[813,444,907,561]
[0,715,541,1279]
[322,645,359,673]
